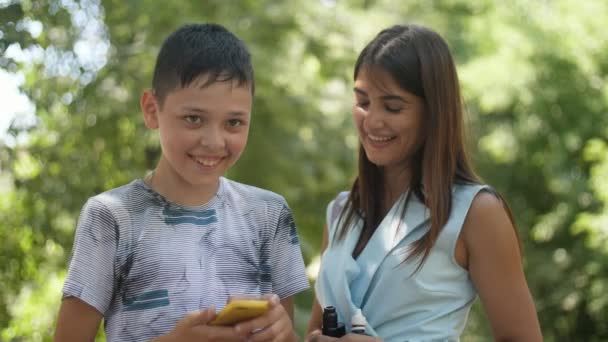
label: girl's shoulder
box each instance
[327,191,349,224]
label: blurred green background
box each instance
[1,0,607,340]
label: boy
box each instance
[54,23,309,341]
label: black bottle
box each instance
[322,306,346,337]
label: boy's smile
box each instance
[192,155,223,168]
[142,76,253,206]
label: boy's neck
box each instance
[147,159,220,207]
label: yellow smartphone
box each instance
[209,299,270,326]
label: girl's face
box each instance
[352,67,426,176]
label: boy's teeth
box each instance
[194,157,221,166]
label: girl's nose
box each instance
[363,107,385,130]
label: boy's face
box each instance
[142,76,252,191]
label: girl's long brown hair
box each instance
[337,24,518,269]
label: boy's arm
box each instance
[54,297,103,342]
[56,198,118,341]
[269,203,310,298]
[231,201,307,341]
[280,296,295,323]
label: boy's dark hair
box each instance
[152,23,254,106]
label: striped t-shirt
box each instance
[62,177,310,341]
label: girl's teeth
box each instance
[368,135,394,142]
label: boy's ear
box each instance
[141,90,160,129]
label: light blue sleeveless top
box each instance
[315,184,488,342]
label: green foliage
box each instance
[1,0,607,340]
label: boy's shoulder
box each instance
[86,179,148,212]
[221,178,287,208]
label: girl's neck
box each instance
[381,166,412,212]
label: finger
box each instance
[182,307,215,327]
[239,302,294,342]
[254,293,277,302]
[229,294,269,302]
[200,325,246,342]
[311,334,336,342]
[308,329,322,336]
[234,298,282,336]
[305,329,324,342]
[267,294,280,307]
[243,320,284,342]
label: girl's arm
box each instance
[462,191,543,341]
[307,224,329,334]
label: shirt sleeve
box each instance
[62,197,117,315]
[269,202,310,299]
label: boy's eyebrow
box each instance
[353,87,406,103]
[182,106,209,113]
[182,106,249,117]
[227,111,248,117]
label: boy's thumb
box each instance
[268,294,280,307]
[183,307,215,327]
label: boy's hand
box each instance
[234,294,297,342]
[164,308,245,342]
[306,330,383,342]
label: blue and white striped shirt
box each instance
[63,177,309,341]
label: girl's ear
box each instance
[141,90,160,129]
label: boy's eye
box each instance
[184,115,202,124]
[227,119,243,127]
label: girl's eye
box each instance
[385,105,402,113]
[184,115,202,124]
[356,102,369,109]
[228,119,243,127]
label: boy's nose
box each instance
[199,129,225,150]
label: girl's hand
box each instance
[306,329,383,342]
[305,329,336,342]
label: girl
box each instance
[307,24,542,342]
